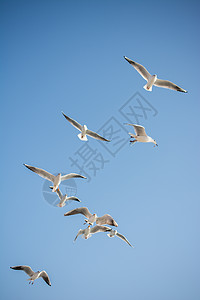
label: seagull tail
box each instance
[143,84,152,91]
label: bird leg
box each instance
[130,139,137,145]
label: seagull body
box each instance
[125,124,158,146]
[10,266,51,286]
[124,56,187,93]
[64,207,118,227]
[49,186,81,207]
[74,225,111,241]
[24,164,86,192]
[62,112,110,142]
[107,229,133,247]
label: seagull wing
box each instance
[116,232,133,247]
[24,164,55,182]
[154,79,187,93]
[61,173,86,181]
[10,266,35,276]
[124,56,151,80]
[62,112,82,131]
[64,207,92,218]
[125,124,147,136]
[90,225,111,234]
[86,129,110,142]
[49,186,63,199]
[96,214,118,227]
[67,196,81,202]
[132,124,147,136]
[39,271,51,286]
[74,229,85,241]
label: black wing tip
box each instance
[177,87,188,93]
[179,90,187,93]
[124,56,131,62]
[24,164,32,170]
[62,111,68,118]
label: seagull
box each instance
[64,207,118,227]
[62,112,110,142]
[10,266,51,286]
[106,229,133,247]
[24,164,86,192]
[124,56,187,93]
[49,186,81,207]
[125,124,158,146]
[74,225,111,241]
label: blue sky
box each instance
[1,0,200,299]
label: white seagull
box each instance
[125,124,158,146]
[10,266,51,286]
[24,164,86,192]
[106,229,133,247]
[49,186,81,207]
[124,56,187,93]
[62,112,110,142]
[74,225,111,241]
[64,207,118,227]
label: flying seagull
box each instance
[125,124,158,146]
[24,164,86,192]
[124,56,187,93]
[64,207,118,227]
[62,112,110,142]
[10,266,51,286]
[106,229,133,247]
[74,225,111,241]
[49,186,81,207]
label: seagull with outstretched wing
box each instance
[64,207,118,227]
[125,124,158,147]
[62,112,110,142]
[10,265,51,286]
[24,164,86,192]
[124,56,187,93]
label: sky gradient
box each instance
[1,1,200,299]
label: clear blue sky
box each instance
[1,1,200,299]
